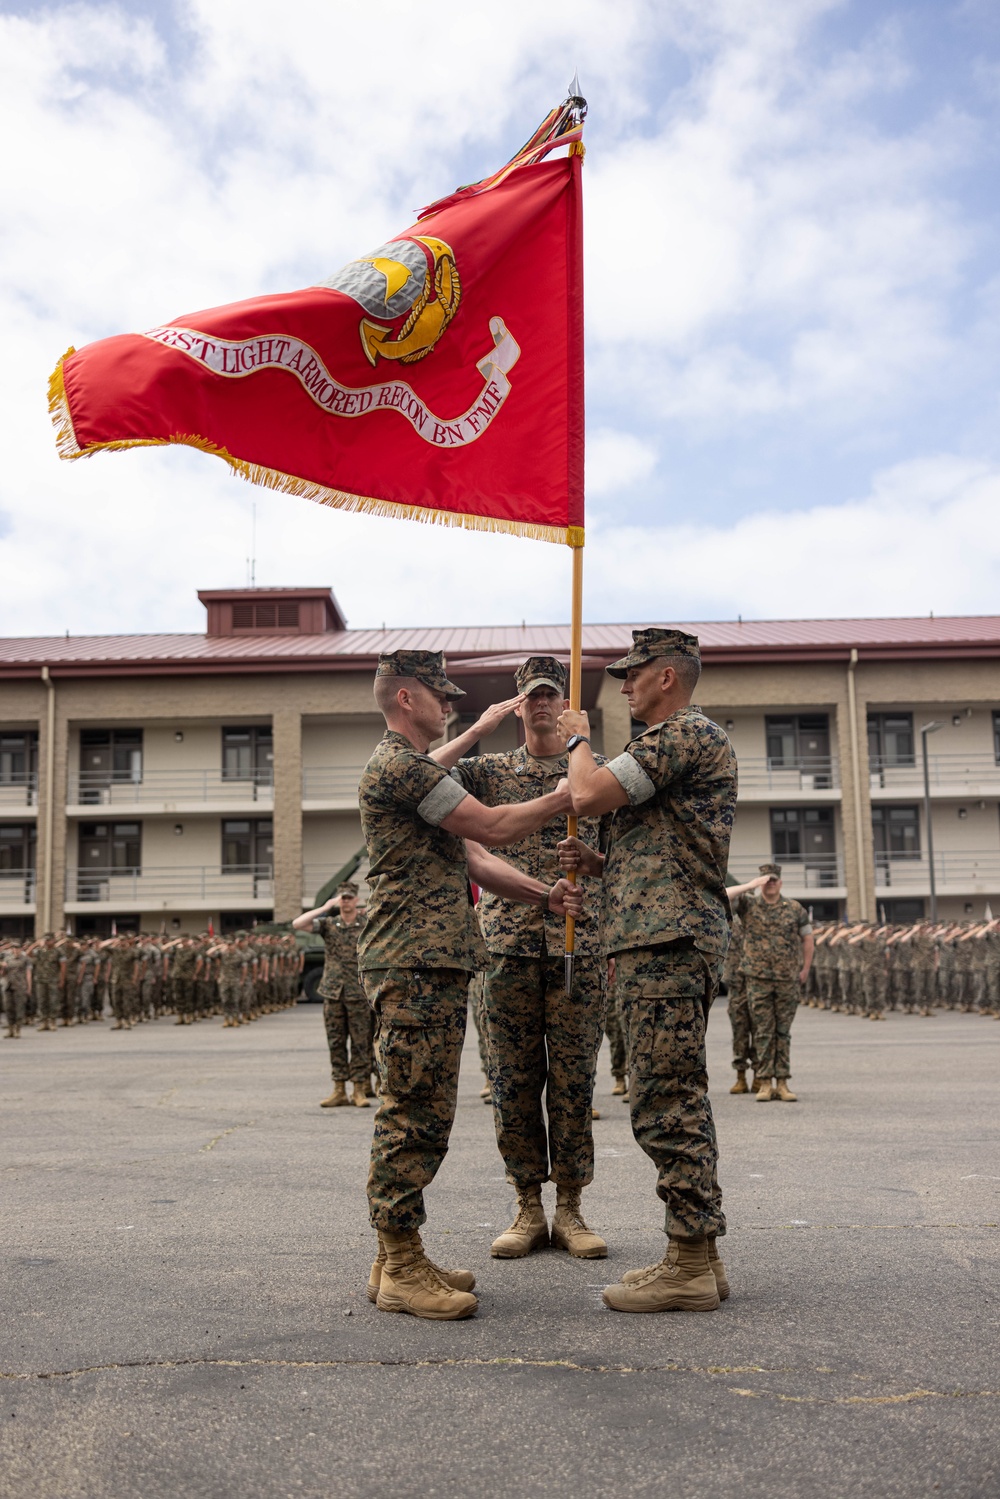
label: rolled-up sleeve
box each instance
[417,774,469,826]
[605,752,656,807]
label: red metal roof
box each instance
[3,615,1000,678]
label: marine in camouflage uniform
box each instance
[314,884,371,1105]
[358,649,581,1321]
[735,864,813,1100]
[857,925,889,1019]
[58,937,81,1026]
[2,945,30,1037]
[559,629,736,1314]
[450,657,609,1259]
[723,913,756,1088]
[107,935,140,1029]
[31,935,64,1031]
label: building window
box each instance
[231,602,300,631]
[222,726,273,783]
[872,806,920,882]
[219,910,271,934]
[880,898,925,924]
[765,715,832,786]
[77,822,141,901]
[79,729,143,801]
[222,819,273,871]
[993,712,1000,765]
[770,807,837,885]
[0,731,38,785]
[867,713,915,769]
[0,823,36,901]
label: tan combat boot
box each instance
[320,1081,348,1108]
[367,1232,475,1302]
[774,1079,798,1102]
[490,1186,548,1258]
[376,1230,478,1320]
[349,1081,369,1108]
[756,1078,774,1102]
[479,1081,491,1104]
[603,1235,720,1313]
[621,1233,729,1300]
[550,1186,607,1259]
[730,1070,748,1094]
[611,1075,626,1096]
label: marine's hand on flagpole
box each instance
[557,835,604,878]
[547,879,584,918]
[556,708,590,742]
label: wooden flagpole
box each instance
[564,540,584,992]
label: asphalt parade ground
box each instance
[2,1003,998,1499]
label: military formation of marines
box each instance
[0,931,299,1037]
[807,918,1000,1018]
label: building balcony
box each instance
[0,872,36,912]
[727,851,845,900]
[0,774,38,812]
[736,757,840,802]
[66,769,274,816]
[869,754,1000,800]
[64,864,274,913]
[874,851,1000,895]
[301,767,365,810]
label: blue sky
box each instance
[2,0,999,634]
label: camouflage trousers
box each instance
[111,980,137,1023]
[727,974,756,1072]
[3,980,26,1027]
[468,973,489,1077]
[746,976,800,1079]
[862,968,888,1015]
[363,967,468,1234]
[33,977,59,1024]
[322,981,373,1084]
[605,983,627,1079]
[219,980,241,1020]
[615,941,725,1241]
[172,976,195,1020]
[483,954,606,1190]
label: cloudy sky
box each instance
[2,0,999,636]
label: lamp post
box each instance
[920,722,943,920]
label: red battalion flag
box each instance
[48,94,586,546]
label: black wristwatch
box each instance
[565,734,591,753]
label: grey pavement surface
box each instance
[2,1001,998,1499]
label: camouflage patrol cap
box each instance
[375,649,465,699]
[515,655,567,695]
[605,628,701,679]
[338,881,359,896]
[759,863,782,878]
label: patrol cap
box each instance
[375,649,465,699]
[515,655,567,696]
[759,863,782,878]
[605,628,701,679]
[338,881,359,896]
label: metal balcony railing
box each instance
[0,773,38,808]
[301,767,365,800]
[727,851,844,889]
[869,754,1000,795]
[874,851,1000,890]
[0,872,36,908]
[736,757,839,794]
[67,768,274,806]
[66,863,274,904]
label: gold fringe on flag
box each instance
[47,351,583,549]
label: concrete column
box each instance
[597,675,631,758]
[835,668,876,922]
[272,708,303,923]
[36,676,69,936]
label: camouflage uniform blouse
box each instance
[453,746,606,958]
[600,707,737,958]
[315,914,367,999]
[736,894,812,980]
[357,729,488,973]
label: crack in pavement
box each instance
[199,1121,256,1153]
[1,1356,997,1408]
